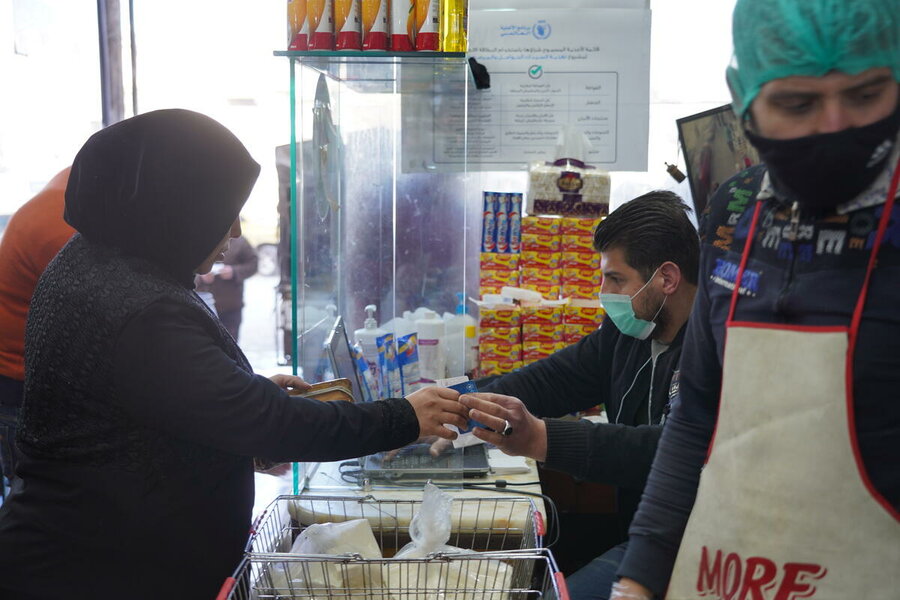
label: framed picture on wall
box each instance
[676,104,760,215]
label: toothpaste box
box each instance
[509,193,523,253]
[496,193,511,253]
[481,192,497,253]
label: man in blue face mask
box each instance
[614,1,900,599]
[459,191,700,600]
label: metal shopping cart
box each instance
[244,495,546,556]
[215,494,563,600]
[217,548,569,600]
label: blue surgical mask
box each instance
[599,268,665,340]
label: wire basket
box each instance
[217,548,569,600]
[245,495,545,557]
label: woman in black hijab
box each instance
[0,109,468,599]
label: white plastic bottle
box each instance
[415,310,446,382]
[354,304,387,397]
[444,293,477,378]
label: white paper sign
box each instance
[403,8,651,172]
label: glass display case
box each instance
[275,51,483,382]
[275,51,494,491]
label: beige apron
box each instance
[666,162,900,600]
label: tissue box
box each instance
[526,161,610,217]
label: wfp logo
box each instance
[533,20,551,39]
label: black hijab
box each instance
[64,109,261,285]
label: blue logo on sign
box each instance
[533,20,551,39]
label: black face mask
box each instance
[745,103,900,212]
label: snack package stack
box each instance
[520,304,564,365]
[560,217,603,299]
[563,300,605,345]
[477,304,522,376]
[519,216,561,300]
[479,252,519,297]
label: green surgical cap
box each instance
[727,0,900,118]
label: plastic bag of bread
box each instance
[385,484,511,600]
[263,518,383,599]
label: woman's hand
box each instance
[268,373,312,394]
[405,387,470,440]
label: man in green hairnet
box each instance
[611,0,900,598]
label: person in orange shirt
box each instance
[0,168,74,492]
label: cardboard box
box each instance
[522,341,566,364]
[522,323,563,344]
[479,327,521,345]
[480,358,523,376]
[561,267,603,287]
[520,304,563,325]
[561,234,595,253]
[561,251,601,270]
[521,215,562,235]
[519,250,562,269]
[480,252,520,271]
[478,306,521,328]
[563,323,599,344]
[564,303,606,325]
[521,233,561,253]
[560,217,602,236]
[479,342,522,362]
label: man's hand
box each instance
[405,387,470,441]
[459,392,547,461]
[269,373,312,394]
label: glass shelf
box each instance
[275,51,468,94]
[274,50,466,60]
